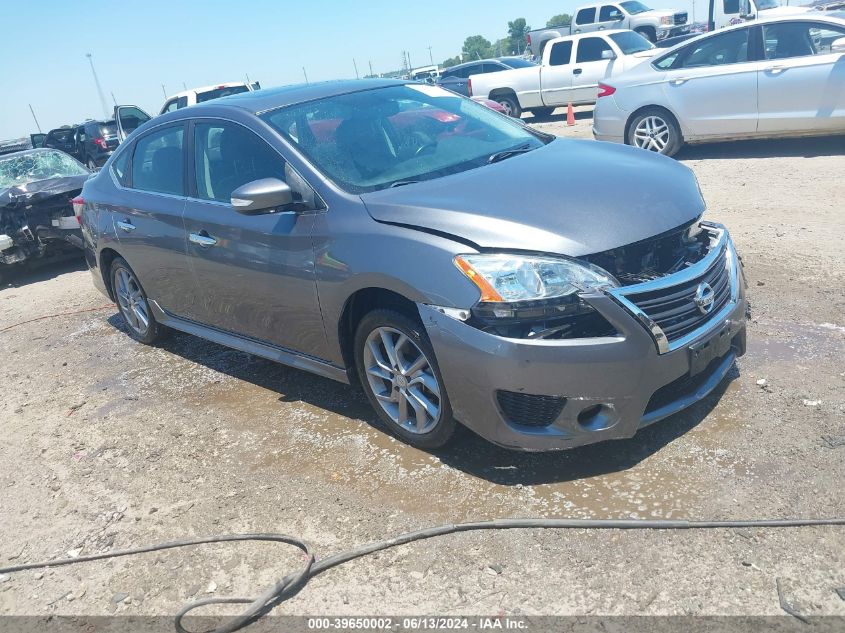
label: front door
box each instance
[661,27,759,138]
[569,36,615,103]
[758,21,845,133]
[181,119,328,359]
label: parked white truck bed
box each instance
[469,30,658,117]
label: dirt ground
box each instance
[1,110,843,626]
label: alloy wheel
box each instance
[115,268,150,336]
[363,326,442,434]
[633,115,671,153]
[497,100,514,117]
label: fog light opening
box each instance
[577,404,615,431]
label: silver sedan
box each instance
[592,14,845,156]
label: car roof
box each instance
[188,79,408,114]
[164,81,250,101]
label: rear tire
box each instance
[493,93,522,118]
[110,257,168,345]
[354,309,456,449]
[626,107,683,157]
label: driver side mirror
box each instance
[601,49,617,60]
[231,178,294,215]
[832,37,845,53]
[612,13,624,20]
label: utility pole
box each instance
[303,67,309,84]
[161,84,167,98]
[28,104,42,133]
[369,60,374,77]
[353,58,359,79]
[427,46,434,66]
[110,92,117,106]
[85,53,110,119]
[406,51,413,72]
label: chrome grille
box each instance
[625,247,730,343]
[607,225,738,354]
[674,12,688,25]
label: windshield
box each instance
[500,57,538,68]
[196,85,250,103]
[0,150,88,189]
[609,30,656,54]
[261,84,547,194]
[620,1,652,14]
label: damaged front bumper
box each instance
[419,225,748,451]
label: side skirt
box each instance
[148,300,351,385]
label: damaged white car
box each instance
[0,149,90,282]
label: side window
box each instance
[462,65,480,78]
[193,122,287,203]
[480,63,502,73]
[131,126,184,196]
[76,127,86,143]
[111,146,131,186]
[723,0,740,15]
[676,29,749,67]
[177,96,188,109]
[549,41,574,66]
[576,37,613,63]
[763,22,845,59]
[162,100,178,113]
[599,5,621,21]
[576,8,596,25]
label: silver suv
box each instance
[80,80,748,451]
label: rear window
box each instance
[195,85,250,103]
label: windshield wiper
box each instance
[487,144,534,164]
[388,180,420,188]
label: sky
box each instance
[1,0,707,139]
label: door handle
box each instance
[189,231,217,248]
[573,68,583,75]
[669,77,689,85]
[116,220,135,232]
[766,65,787,73]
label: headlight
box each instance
[661,15,673,24]
[454,253,617,304]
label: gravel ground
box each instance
[1,111,843,626]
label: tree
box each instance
[492,38,512,57]
[441,56,462,68]
[507,18,530,55]
[462,35,493,61]
[546,13,571,27]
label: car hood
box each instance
[360,139,704,257]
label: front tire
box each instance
[354,309,456,449]
[627,108,683,157]
[635,27,657,43]
[110,257,167,344]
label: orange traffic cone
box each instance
[567,102,575,127]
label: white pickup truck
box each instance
[469,30,658,117]
[527,1,690,56]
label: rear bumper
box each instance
[592,97,628,144]
[420,230,748,452]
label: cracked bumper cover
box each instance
[419,239,747,451]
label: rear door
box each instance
[757,21,845,133]
[539,40,575,105]
[110,123,193,315]
[115,105,152,142]
[660,27,759,137]
[181,119,327,358]
[569,36,615,103]
[573,7,597,34]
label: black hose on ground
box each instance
[1,517,843,633]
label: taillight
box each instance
[71,196,84,224]
[597,83,616,98]
[467,78,473,96]
[93,137,108,149]
[527,33,532,46]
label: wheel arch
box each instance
[98,247,123,301]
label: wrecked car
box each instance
[0,149,89,280]
[81,80,748,451]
